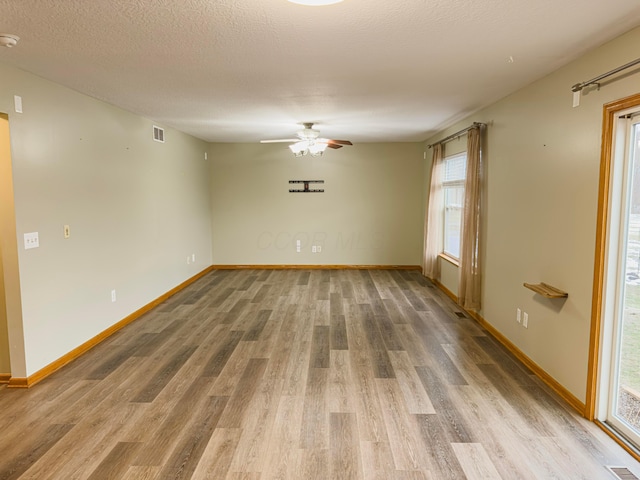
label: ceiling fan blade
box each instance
[261,129,352,150]
[326,139,353,146]
[260,139,299,143]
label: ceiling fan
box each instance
[260,123,353,157]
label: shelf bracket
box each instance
[289,180,324,193]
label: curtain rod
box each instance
[427,122,485,149]
[571,56,640,92]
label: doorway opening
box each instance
[0,113,13,381]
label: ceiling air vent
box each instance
[153,125,165,143]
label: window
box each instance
[442,153,466,259]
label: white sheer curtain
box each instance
[423,143,443,280]
[458,126,482,310]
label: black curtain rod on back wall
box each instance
[427,122,486,149]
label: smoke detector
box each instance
[0,34,20,48]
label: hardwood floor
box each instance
[1,268,639,479]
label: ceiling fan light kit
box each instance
[261,123,353,157]
[290,141,327,157]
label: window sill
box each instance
[439,253,460,267]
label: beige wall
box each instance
[424,26,640,402]
[209,142,424,266]
[0,64,212,377]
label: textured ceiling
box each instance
[0,0,639,143]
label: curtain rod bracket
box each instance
[427,122,486,149]
[571,56,640,94]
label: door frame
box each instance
[588,93,640,459]
[0,112,27,383]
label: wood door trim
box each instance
[587,92,640,419]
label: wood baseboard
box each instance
[0,373,11,384]
[7,377,27,388]
[211,264,422,270]
[431,281,586,415]
[434,279,458,303]
[8,266,215,389]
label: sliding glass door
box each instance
[607,113,640,447]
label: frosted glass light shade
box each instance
[308,143,327,156]
[290,142,307,156]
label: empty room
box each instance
[2,1,640,479]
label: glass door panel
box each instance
[610,118,640,445]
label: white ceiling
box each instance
[0,0,639,143]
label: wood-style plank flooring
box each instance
[1,268,639,479]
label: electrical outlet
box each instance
[111,290,116,302]
[312,246,317,253]
[63,225,70,239]
[187,256,191,265]
[296,239,301,253]
[516,308,521,323]
[523,312,528,328]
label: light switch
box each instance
[14,95,22,113]
[24,232,39,249]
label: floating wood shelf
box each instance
[523,282,568,298]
